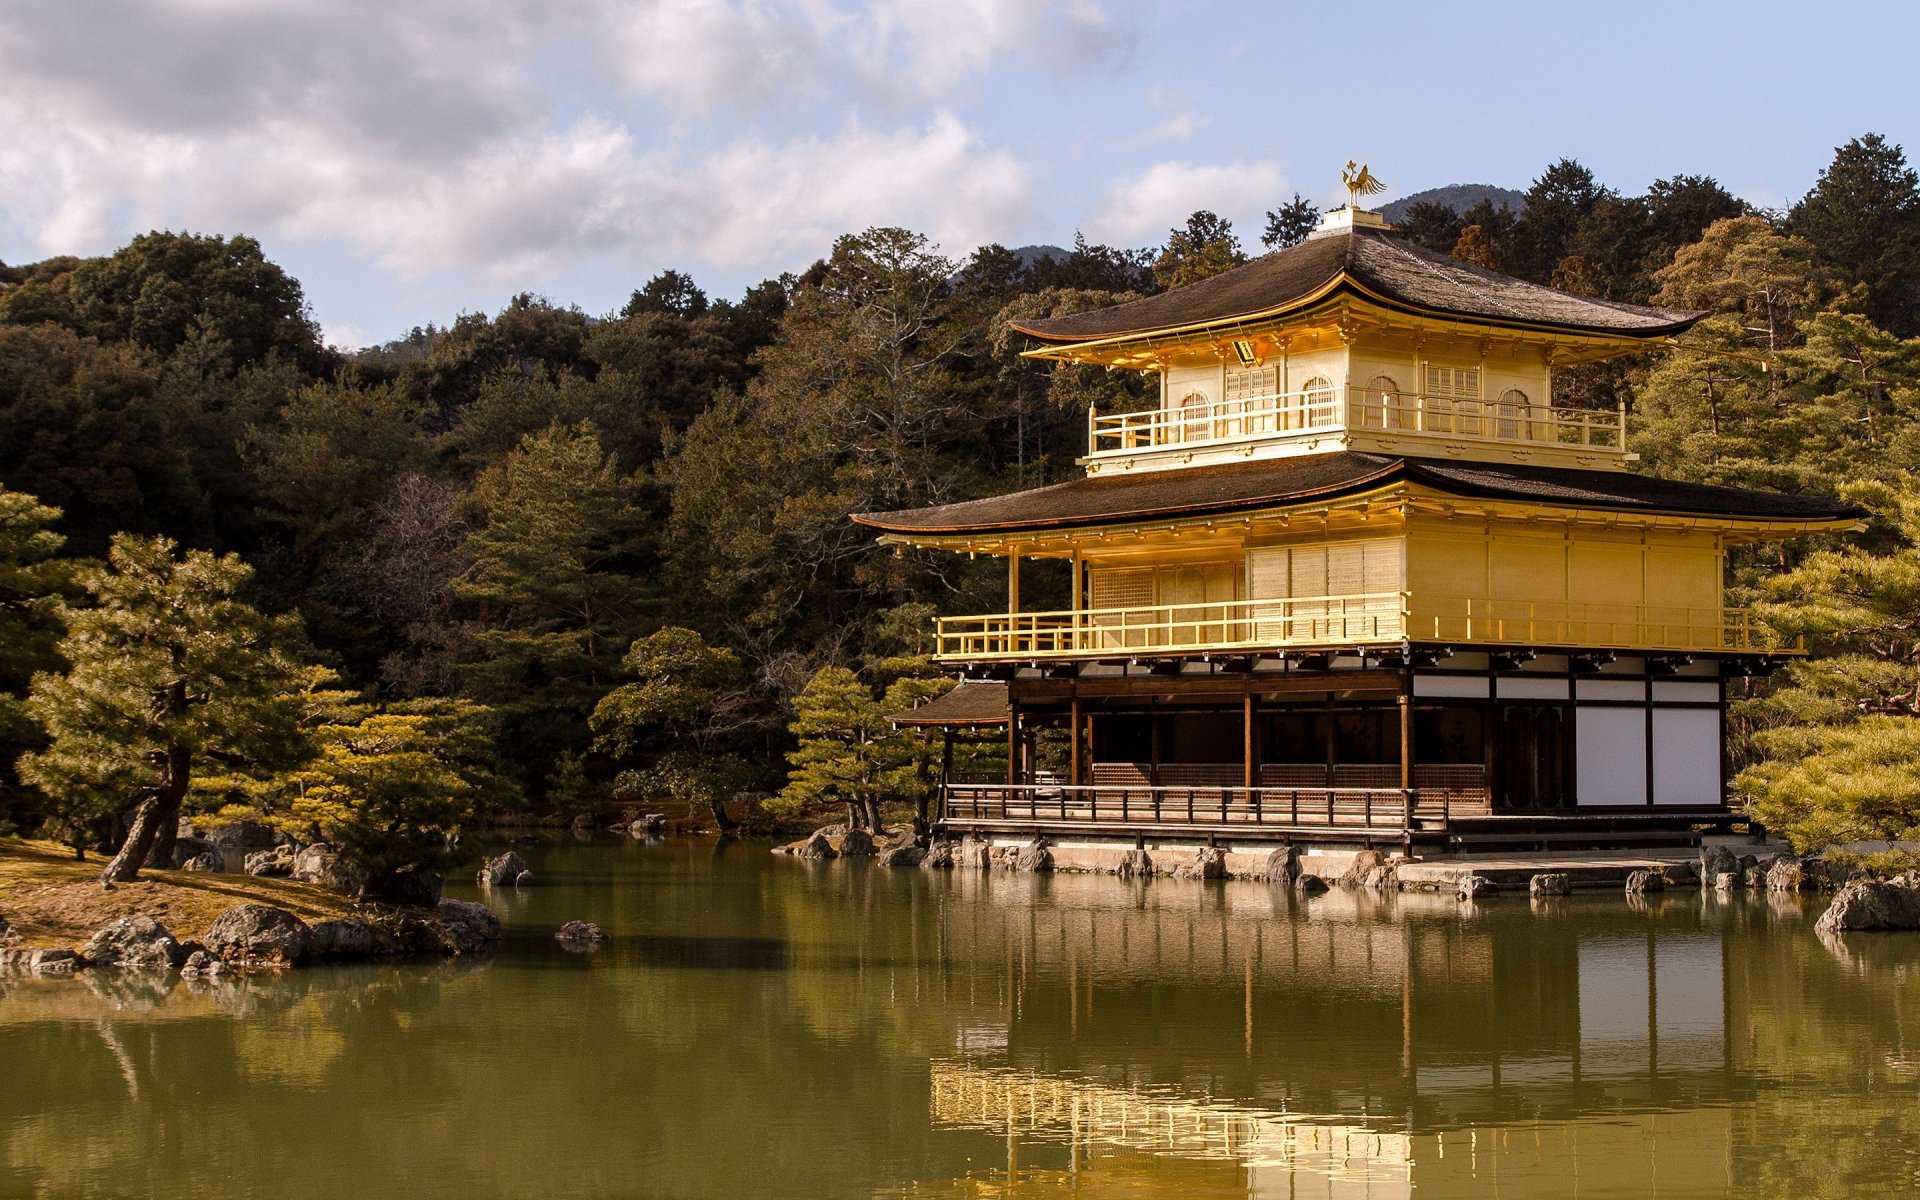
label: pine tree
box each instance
[774,666,896,832]
[1153,211,1246,289]
[1738,483,1920,850]
[1789,133,1920,335]
[0,488,77,834]
[590,627,759,830]
[282,712,472,900]
[19,536,307,880]
[456,421,650,779]
[1262,194,1320,250]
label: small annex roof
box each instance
[891,681,1010,728]
[1008,226,1702,344]
[853,453,1864,536]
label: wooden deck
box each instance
[939,778,1732,851]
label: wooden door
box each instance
[1492,702,1572,811]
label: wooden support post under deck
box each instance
[1243,693,1256,791]
[1007,702,1019,786]
[1008,548,1021,616]
[1069,697,1083,787]
[1398,688,1414,838]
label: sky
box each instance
[1,0,1915,350]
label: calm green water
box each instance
[4,839,1920,1199]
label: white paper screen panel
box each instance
[1652,708,1721,805]
[1576,706,1646,805]
[1413,675,1490,698]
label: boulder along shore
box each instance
[0,837,504,977]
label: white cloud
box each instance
[686,113,1030,268]
[0,0,1135,320]
[1088,160,1287,245]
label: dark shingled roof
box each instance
[1009,226,1702,342]
[892,681,1010,727]
[854,454,1863,535]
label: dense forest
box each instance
[5,133,1920,879]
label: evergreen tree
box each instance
[591,627,761,831]
[1262,194,1320,249]
[1153,211,1245,289]
[1790,134,1920,335]
[281,711,474,901]
[455,421,650,778]
[1739,483,1920,850]
[19,536,307,879]
[0,488,77,834]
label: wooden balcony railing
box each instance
[932,594,1788,661]
[943,782,1457,834]
[1087,387,1627,459]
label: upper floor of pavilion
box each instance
[1013,206,1702,476]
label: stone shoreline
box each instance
[1,898,503,978]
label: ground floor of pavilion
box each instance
[902,649,1759,854]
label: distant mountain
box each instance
[1009,244,1071,269]
[1381,184,1527,224]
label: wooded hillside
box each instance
[4,134,1920,852]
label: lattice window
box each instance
[1089,567,1153,609]
[1423,364,1481,399]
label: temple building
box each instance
[858,191,1861,853]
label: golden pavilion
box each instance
[859,191,1860,853]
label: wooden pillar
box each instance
[1008,548,1021,616]
[1069,696,1083,788]
[1242,692,1257,790]
[1149,708,1163,786]
[1399,693,1413,793]
[1007,704,1019,786]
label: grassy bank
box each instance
[0,838,359,950]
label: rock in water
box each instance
[309,919,377,960]
[1700,845,1738,883]
[1012,839,1053,873]
[1816,878,1920,934]
[180,949,221,978]
[919,841,956,869]
[555,920,608,949]
[1116,848,1154,879]
[1456,875,1498,901]
[204,905,314,966]
[1293,873,1330,895]
[1337,850,1385,888]
[1530,873,1572,898]
[837,829,876,857]
[82,916,185,970]
[381,867,443,908]
[877,844,926,867]
[1765,855,1808,893]
[435,900,503,955]
[1361,864,1399,892]
[1658,862,1698,887]
[1174,846,1227,881]
[476,850,530,888]
[1625,869,1665,895]
[794,833,837,860]
[1264,847,1299,885]
[182,854,220,873]
[958,839,994,870]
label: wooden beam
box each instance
[1243,693,1257,790]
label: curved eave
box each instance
[851,464,1408,537]
[1010,275,1701,360]
[854,462,1866,544]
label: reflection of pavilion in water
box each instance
[927,1058,1732,1198]
[919,875,1738,1194]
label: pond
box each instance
[4,838,1919,1198]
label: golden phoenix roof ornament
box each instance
[1342,161,1385,208]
